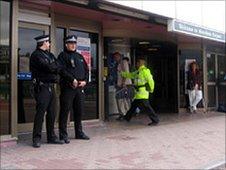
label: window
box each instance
[55,27,66,56]
[18,27,45,124]
[0,0,11,135]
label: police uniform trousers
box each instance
[33,84,57,142]
[124,99,159,123]
[59,87,84,140]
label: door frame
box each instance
[17,21,49,133]
[206,52,225,109]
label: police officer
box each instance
[58,35,90,144]
[121,57,159,125]
[30,35,63,148]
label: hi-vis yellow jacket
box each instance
[121,65,155,100]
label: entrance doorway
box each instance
[207,53,226,109]
[133,41,178,113]
[104,38,178,120]
[17,22,49,132]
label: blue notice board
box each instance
[17,72,32,80]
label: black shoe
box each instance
[33,141,41,148]
[75,132,90,140]
[123,116,130,122]
[148,121,159,126]
[47,139,64,144]
[61,138,70,144]
[116,114,124,121]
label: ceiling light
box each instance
[139,41,150,45]
[111,39,124,43]
[152,44,161,48]
[148,48,158,51]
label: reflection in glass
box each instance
[18,27,44,123]
[208,85,216,107]
[69,30,89,38]
[218,85,226,106]
[56,28,65,56]
[218,55,226,108]
[218,55,226,82]
[0,0,11,135]
[207,54,216,82]
[0,1,10,46]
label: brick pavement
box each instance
[0,111,225,169]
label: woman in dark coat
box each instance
[187,61,203,113]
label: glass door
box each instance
[0,0,11,135]
[207,53,226,109]
[17,22,49,132]
[207,53,216,107]
[217,54,226,109]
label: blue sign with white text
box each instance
[168,19,225,43]
[17,72,32,80]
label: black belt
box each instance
[134,84,146,90]
[39,82,55,89]
[32,79,55,94]
[33,79,54,88]
[40,81,54,86]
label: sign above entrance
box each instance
[168,19,225,43]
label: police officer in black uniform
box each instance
[30,35,63,148]
[58,35,90,144]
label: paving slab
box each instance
[0,111,225,169]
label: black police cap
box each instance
[34,35,50,43]
[65,35,77,43]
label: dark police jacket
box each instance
[30,49,60,83]
[57,50,89,88]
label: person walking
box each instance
[120,57,159,126]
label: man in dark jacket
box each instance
[58,35,90,144]
[30,35,64,148]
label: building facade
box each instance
[0,0,225,142]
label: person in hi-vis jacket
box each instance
[120,57,159,126]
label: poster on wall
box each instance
[77,37,91,82]
[184,59,196,94]
[19,56,30,72]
